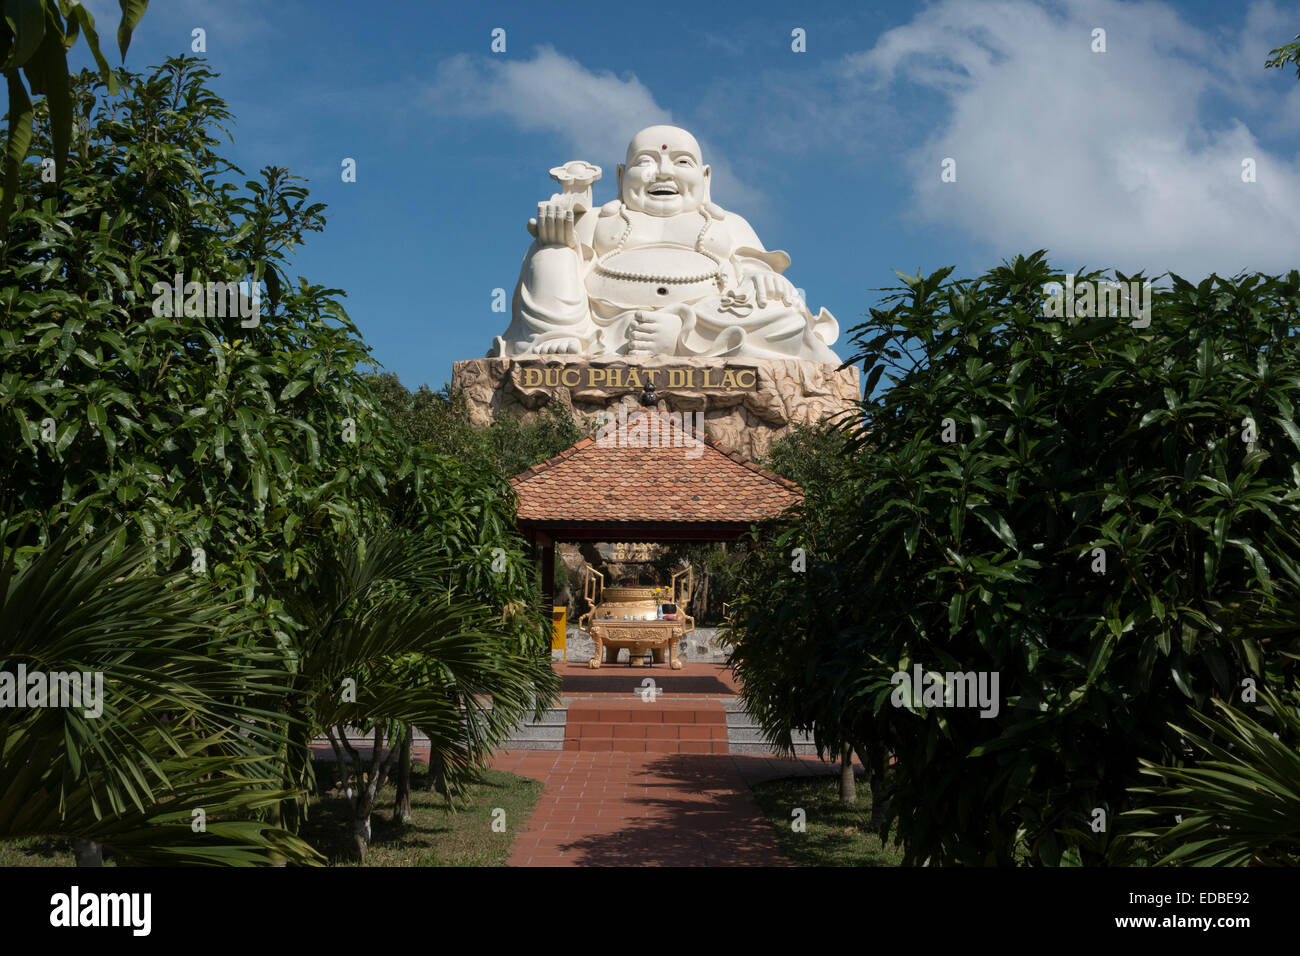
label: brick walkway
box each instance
[491,748,831,866]
[489,663,835,865]
[311,664,842,866]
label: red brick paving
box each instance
[491,749,832,866]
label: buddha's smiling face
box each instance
[620,126,710,217]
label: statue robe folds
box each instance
[492,201,841,364]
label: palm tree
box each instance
[1124,688,1300,865]
[1122,527,1300,866]
[0,522,322,865]
[278,530,560,860]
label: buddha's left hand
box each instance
[742,270,798,308]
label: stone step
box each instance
[727,726,784,744]
[507,724,565,741]
[507,708,568,728]
[729,741,821,756]
[499,738,562,751]
[502,707,568,751]
[720,709,819,754]
[722,720,816,740]
[726,730,818,752]
[320,707,817,756]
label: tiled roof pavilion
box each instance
[511,409,802,541]
[511,409,802,598]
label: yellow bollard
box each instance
[552,606,567,662]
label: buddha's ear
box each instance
[702,164,712,201]
[616,163,625,195]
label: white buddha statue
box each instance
[491,125,840,364]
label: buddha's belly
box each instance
[588,247,720,306]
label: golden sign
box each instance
[513,363,758,392]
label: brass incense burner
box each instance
[578,567,695,669]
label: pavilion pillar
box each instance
[538,531,555,605]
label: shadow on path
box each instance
[550,753,833,866]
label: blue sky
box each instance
[74,0,1300,391]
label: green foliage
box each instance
[763,420,855,491]
[0,522,322,865]
[280,530,559,822]
[729,252,1300,865]
[1125,688,1300,866]
[365,372,586,479]
[1266,33,1300,79]
[1,0,148,226]
[1,58,392,606]
[489,403,585,477]
[0,58,557,862]
[365,375,472,450]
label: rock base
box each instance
[451,356,860,460]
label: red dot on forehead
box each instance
[661,144,667,149]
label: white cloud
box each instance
[424,46,763,211]
[845,0,1300,279]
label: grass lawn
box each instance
[0,764,542,867]
[302,763,543,866]
[751,774,905,866]
[0,836,106,867]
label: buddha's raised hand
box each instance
[528,200,578,249]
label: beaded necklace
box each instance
[593,205,726,290]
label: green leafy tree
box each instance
[363,374,579,802]
[732,421,889,808]
[366,373,586,479]
[762,420,856,490]
[730,252,1300,865]
[1,58,560,864]
[2,0,148,226]
[1121,526,1300,865]
[1,57,393,609]
[365,375,478,451]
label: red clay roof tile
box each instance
[511,410,801,524]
